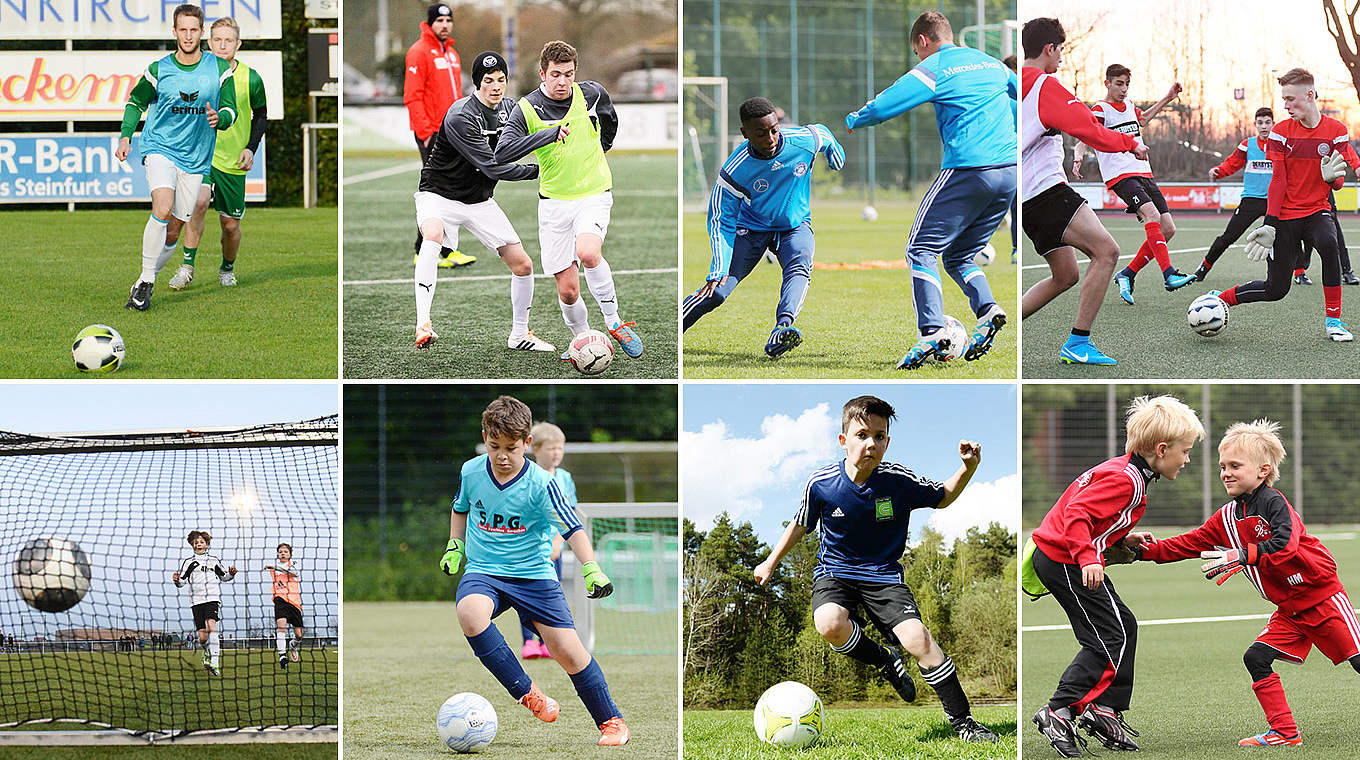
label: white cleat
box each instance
[168,264,194,290]
[219,270,238,287]
[1326,317,1354,342]
[509,330,556,352]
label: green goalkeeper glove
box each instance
[581,560,613,599]
[440,538,465,576]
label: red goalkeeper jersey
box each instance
[1266,116,1358,220]
[1141,485,1345,616]
[1031,453,1157,570]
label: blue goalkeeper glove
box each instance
[581,560,613,599]
[1200,546,1247,585]
[440,538,465,576]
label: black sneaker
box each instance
[1078,705,1139,750]
[951,715,999,743]
[1344,270,1360,285]
[1194,263,1209,282]
[279,654,288,670]
[125,280,153,311]
[1295,273,1313,286]
[879,647,916,703]
[1033,706,1087,758]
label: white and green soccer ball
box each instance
[436,692,497,753]
[753,681,823,748]
[13,536,92,613]
[71,324,125,373]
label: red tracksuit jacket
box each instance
[1032,453,1156,570]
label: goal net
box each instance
[0,417,338,744]
[683,76,729,205]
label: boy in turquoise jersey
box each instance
[172,16,269,291]
[116,3,238,311]
[441,396,630,746]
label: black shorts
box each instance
[1111,175,1169,215]
[274,597,304,628]
[1022,183,1088,256]
[191,601,220,630]
[811,575,922,640]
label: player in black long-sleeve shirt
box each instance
[413,51,556,354]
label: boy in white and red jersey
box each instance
[1020,17,1149,366]
[1128,419,1360,747]
[1073,65,1195,303]
[1024,395,1205,757]
[264,542,304,670]
[1207,68,1360,341]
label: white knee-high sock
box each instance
[276,631,286,654]
[510,274,534,339]
[415,239,441,325]
[559,296,590,334]
[140,215,169,282]
[583,260,621,329]
[208,631,220,664]
[155,240,177,276]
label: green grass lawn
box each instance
[0,647,337,758]
[681,198,1018,378]
[683,704,1016,760]
[343,601,678,759]
[1022,527,1360,759]
[0,207,337,378]
[342,154,678,379]
[1022,213,1360,377]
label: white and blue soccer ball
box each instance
[753,681,823,748]
[974,243,997,266]
[1188,293,1230,337]
[13,536,92,613]
[568,330,613,376]
[71,324,125,373]
[936,315,970,362]
[436,692,497,753]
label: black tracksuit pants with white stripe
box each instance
[1033,546,1138,713]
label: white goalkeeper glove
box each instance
[1244,225,1275,262]
[1321,151,1348,183]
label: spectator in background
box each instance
[405,2,475,269]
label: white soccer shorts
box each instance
[142,152,205,222]
[538,191,613,275]
[413,192,519,251]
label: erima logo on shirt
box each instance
[171,90,207,116]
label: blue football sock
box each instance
[466,625,531,700]
[568,658,621,726]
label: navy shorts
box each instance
[456,572,575,630]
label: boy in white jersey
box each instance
[263,542,304,670]
[440,396,630,745]
[172,530,237,676]
[1072,65,1194,303]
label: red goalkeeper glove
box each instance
[1200,546,1248,585]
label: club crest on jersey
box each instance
[1319,143,1331,157]
[794,162,808,176]
[1242,515,1270,539]
[874,496,894,521]
[753,178,769,192]
[1077,469,1093,487]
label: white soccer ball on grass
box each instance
[753,681,824,748]
[437,692,497,753]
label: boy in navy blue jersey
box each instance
[682,96,845,359]
[754,395,998,743]
[441,395,629,746]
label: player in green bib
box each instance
[116,4,237,311]
[494,41,644,362]
[171,16,269,291]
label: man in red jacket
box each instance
[1128,419,1360,747]
[405,3,473,268]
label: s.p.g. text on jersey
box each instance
[795,460,946,583]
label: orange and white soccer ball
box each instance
[568,330,613,375]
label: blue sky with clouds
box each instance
[682,383,1019,547]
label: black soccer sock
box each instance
[1070,328,1091,338]
[829,620,891,667]
[920,654,970,722]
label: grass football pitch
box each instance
[0,647,337,759]
[683,704,1017,759]
[0,207,338,378]
[1022,213,1360,378]
[681,198,1018,379]
[342,153,678,379]
[343,601,678,759]
[1022,527,1360,759]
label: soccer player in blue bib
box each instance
[754,395,999,743]
[441,396,630,746]
[846,11,1017,370]
[681,97,845,359]
[116,3,238,311]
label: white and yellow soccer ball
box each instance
[974,243,997,266]
[753,681,824,748]
[568,330,614,375]
[13,536,92,613]
[1187,293,1230,337]
[436,692,497,753]
[72,324,125,373]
